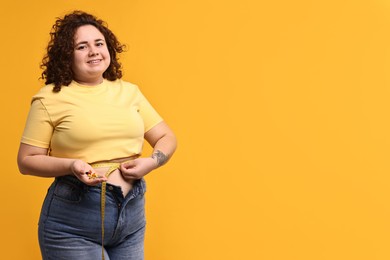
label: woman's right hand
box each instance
[71,159,107,185]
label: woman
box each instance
[17,10,176,260]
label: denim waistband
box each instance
[55,175,146,199]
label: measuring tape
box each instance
[89,162,120,260]
[89,156,138,260]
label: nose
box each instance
[88,47,99,56]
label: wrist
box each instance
[69,159,83,176]
[148,157,159,169]
[69,159,78,175]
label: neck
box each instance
[74,76,104,86]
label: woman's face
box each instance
[72,25,111,85]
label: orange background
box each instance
[2,0,390,259]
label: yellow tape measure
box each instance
[89,162,121,260]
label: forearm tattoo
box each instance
[151,150,169,167]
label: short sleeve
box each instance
[136,87,163,132]
[20,98,54,148]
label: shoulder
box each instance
[31,84,57,103]
[110,79,142,95]
[112,79,139,89]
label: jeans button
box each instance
[108,186,114,191]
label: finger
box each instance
[85,176,107,185]
[121,160,137,169]
[119,167,138,181]
[122,173,138,181]
[78,170,107,184]
[89,178,107,186]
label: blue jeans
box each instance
[38,175,146,260]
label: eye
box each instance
[76,45,86,50]
[96,42,104,47]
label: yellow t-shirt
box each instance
[21,79,163,163]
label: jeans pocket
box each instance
[54,179,83,203]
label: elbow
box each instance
[17,157,30,175]
[17,163,29,175]
[171,134,178,154]
[19,170,29,175]
[17,143,48,175]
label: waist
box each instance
[56,174,146,193]
[90,154,140,193]
[90,154,140,165]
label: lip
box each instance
[87,59,103,64]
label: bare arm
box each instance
[145,121,177,167]
[120,121,177,180]
[17,143,106,184]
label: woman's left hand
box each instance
[120,158,158,181]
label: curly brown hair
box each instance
[41,10,125,92]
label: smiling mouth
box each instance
[87,59,102,64]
